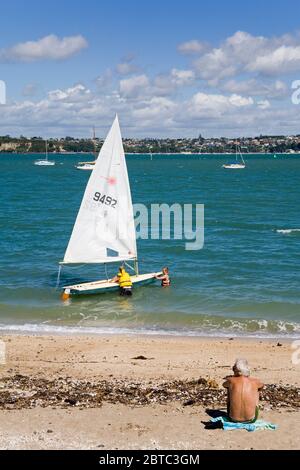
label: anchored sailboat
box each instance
[34,140,55,166]
[60,116,161,298]
[222,146,246,169]
[75,161,96,170]
[76,126,97,170]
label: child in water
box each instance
[156,267,170,287]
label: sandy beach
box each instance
[0,333,299,450]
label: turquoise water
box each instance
[0,153,300,337]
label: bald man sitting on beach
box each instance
[223,358,264,423]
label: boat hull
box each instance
[34,160,55,166]
[63,272,162,296]
[222,164,245,169]
[75,164,95,170]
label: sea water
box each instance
[0,153,299,337]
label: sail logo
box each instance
[107,176,117,185]
[99,175,117,185]
[0,80,6,105]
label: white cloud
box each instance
[222,79,288,98]
[116,62,137,75]
[0,82,299,138]
[132,97,176,122]
[95,69,114,89]
[153,68,195,95]
[247,45,300,75]
[115,55,139,76]
[0,34,88,62]
[169,68,195,85]
[194,47,237,81]
[191,30,300,81]
[47,84,91,102]
[257,100,271,109]
[229,94,254,107]
[119,74,149,98]
[187,92,254,118]
[177,40,209,55]
[2,29,300,138]
[119,68,195,100]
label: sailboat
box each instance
[76,127,97,170]
[34,140,55,166]
[222,146,246,169]
[75,161,96,170]
[60,116,161,298]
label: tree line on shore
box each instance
[1,134,300,154]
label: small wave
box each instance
[0,321,300,339]
[276,229,300,235]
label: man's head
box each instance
[233,358,250,377]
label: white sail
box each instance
[62,115,137,264]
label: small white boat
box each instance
[223,146,246,169]
[63,272,162,296]
[222,162,245,169]
[76,127,98,170]
[60,115,160,298]
[34,160,55,166]
[34,140,55,166]
[75,162,96,170]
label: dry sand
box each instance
[0,334,299,450]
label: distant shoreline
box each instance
[0,152,300,156]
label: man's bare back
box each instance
[223,375,264,422]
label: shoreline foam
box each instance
[0,321,300,339]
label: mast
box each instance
[92,126,97,162]
[241,150,245,165]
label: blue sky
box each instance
[1,0,300,137]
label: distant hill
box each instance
[1,135,300,154]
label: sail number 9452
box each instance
[93,192,117,208]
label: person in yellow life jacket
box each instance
[112,266,133,296]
